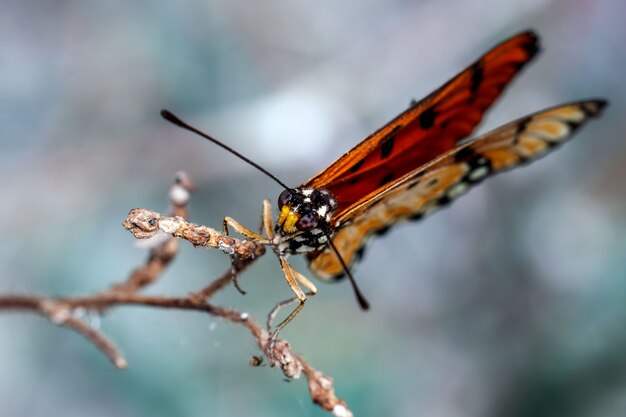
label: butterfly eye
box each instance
[278,189,294,208]
[297,212,318,231]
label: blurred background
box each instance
[0,0,624,416]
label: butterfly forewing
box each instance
[305,31,539,215]
[308,100,606,280]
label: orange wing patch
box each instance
[308,100,606,280]
[305,31,540,215]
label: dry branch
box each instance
[0,172,353,416]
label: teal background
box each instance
[1,1,625,416]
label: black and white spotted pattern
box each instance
[275,187,338,254]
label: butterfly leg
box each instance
[274,257,306,329]
[292,267,318,295]
[268,258,317,342]
[222,216,270,294]
[267,266,317,332]
[266,291,315,332]
[223,216,270,244]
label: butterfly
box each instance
[162,30,607,334]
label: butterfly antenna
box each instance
[161,109,290,190]
[327,238,370,310]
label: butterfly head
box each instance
[275,187,337,245]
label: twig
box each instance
[0,292,352,414]
[123,208,264,261]
[0,172,353,416]
[301,359,353,417]
[121,204,265,301]
[61,316,127,369]
[0,296,126,368]
[113,172,195,293]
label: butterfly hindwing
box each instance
[305,31,540,215]
[308,100,607,280]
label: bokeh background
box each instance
[1,1,624,416]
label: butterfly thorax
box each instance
[273,187,338,254]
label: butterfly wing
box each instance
[305,31,540,214]
[308,100,607,280]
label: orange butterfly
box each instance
[163,30,607,335]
